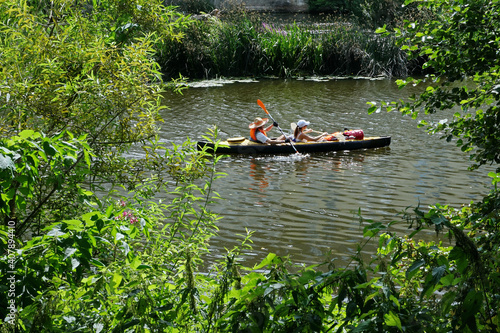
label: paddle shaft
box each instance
[257,99,299,154]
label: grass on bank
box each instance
[156,12,418,80]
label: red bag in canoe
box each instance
[343,129,364,140]
[324,129,364,141]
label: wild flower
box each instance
[114,210,138,224]
[262,22,287,36]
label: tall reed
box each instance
[156,14,411,79]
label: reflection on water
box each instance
[153,78,493,268]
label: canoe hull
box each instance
[197,136,391,155]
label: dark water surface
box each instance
[156,78,492,268]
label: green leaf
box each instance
[298,270,320,284]
[125,280,141,289]
[105,205,114,218]
[367,105,379,115]
[441,291,456,315]
[363,222,385,238]
[364,291,379,305]
[488,172,500,185]
[83,149,91,167]
[64,247,77,260]
[450,247,468,274]
[431,265,446,284]
[0,154,15,173]
[390,295,401,309]
[352,320,373,332]
[64,219,84,231]
[422,265,446,297]
[91,259,106,267]
[354,277,379,289]
[43,141,57,157]
[94,236,111,245]
[253,253,278,270]
[463,289,483,318]
[136,264,152,270]
[121,319,140,330]
[111,272,123,289]
[440,273,455,286]
[405,260,425,279]
[129,255,141,269]
[71,258,80,270]
[47,227,66,237]
[18,130,35,139]
[114,232,125,244]
[384,311,402,329]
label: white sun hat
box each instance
[297,119,310,128]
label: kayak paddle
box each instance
[257,99,299,154]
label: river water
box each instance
[157,77,493,268]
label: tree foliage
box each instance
[372,0,500,172]
[0,129,228,331]
[1,0,500,331]
[367,0,500,330]
[0,0,190,233]
[307,0,422,30]
[0,131,93,235]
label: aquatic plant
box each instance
[157,14,411,80]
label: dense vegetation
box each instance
[0,0,499,332]
[307,0,410,30]
[158,15,410,79]
[157,0,431,80]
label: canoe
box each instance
[197,136,391,155]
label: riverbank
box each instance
[156,12,424,80]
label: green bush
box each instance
[165,0,214,14]
[2,0,499,331]
[157,16,410,79]
[0,129,228,331]
[307,0,409,30]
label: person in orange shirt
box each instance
[249,117,290,144]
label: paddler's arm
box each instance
[264,121,278,133]
[298,132,329,142]
[255,130,288,145]
[265,137,290,145]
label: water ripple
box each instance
[158,79,493,268]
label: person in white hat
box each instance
[249,117,290,144]
[293,119,328,142]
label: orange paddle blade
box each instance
[257,99,270,115]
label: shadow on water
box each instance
[152,78,493,269]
